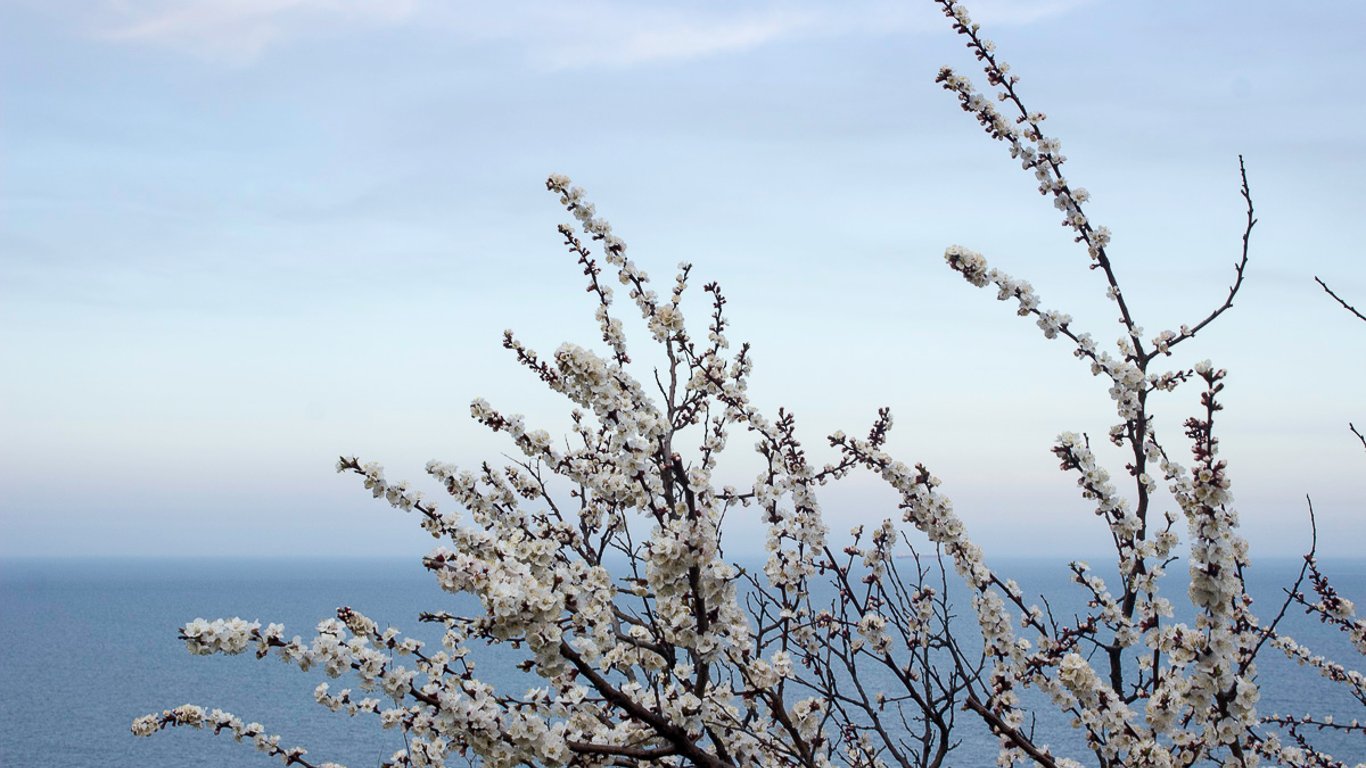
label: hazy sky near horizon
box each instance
[2,0,1363,560]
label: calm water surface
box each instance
[2,557,1362,767]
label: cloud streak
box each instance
[90,0,1092,67]
[96,0,418,65]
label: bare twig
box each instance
[1165,156,1256,352]
[1315,276,1366,322]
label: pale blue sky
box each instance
[2,1,1363,559]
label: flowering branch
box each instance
[132,706,334,767]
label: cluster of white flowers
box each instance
[132,705,337,768]
[942,245,1175,429]
[934,243,1310,765]
[181,616,269,656]
[933,2,1111,263]
[147,178,870,768]
[1053,433,1140,562]
[1295,555,1366,656]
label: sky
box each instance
[2,0,1363,560]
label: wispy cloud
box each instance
[970,0,1095,26]
[527,5,824,69]
[446,0,1097,70]
[96,0,417,65]
[89,0,1090,68]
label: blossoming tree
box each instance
[134,1,1364,766]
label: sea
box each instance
[2,556,1362,767]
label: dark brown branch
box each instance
[558,641,735,768]
[1165,156,1256,352]
[1316,276,1366,322]
[566,740,678,759]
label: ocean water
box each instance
[1,556,1362,767]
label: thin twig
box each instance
[1315,276,1366,322]
[1166,156,1256,352]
